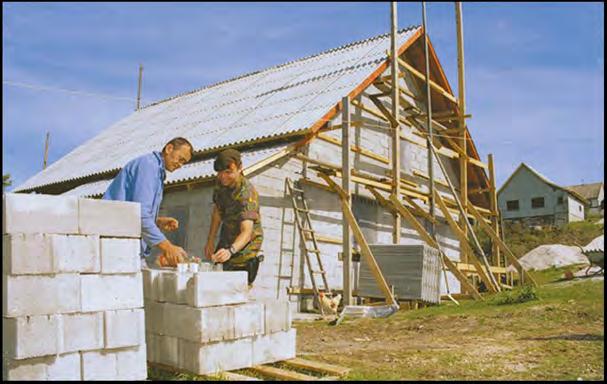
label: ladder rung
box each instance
[277,275,292,279]
[291,187,305,193]
[306,249,320,253]
[295,207,309,213]
[302,228,315,233]
[312,271,326,275]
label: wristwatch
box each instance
[229,245,237,256]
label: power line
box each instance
[3,80,148,104]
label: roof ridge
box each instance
[141,25,420,110]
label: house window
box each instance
[531,197,545,209]
[557,196,564,205]
[506,200,519,211]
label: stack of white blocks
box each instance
[143,266,296,375]
[2,193,147,380]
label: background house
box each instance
[497,163,587,227]
[566,182,604,217]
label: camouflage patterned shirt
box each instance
[212,175,263,266]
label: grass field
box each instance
[148,265,604,381]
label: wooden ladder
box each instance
[286,177,332,315]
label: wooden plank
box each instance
[366,185,437,226]
[351,99,391,123]
[456,262,507,274]
[318,173,397,305]
[342,96,353,306]
[369,95,399,128]
[210,371,260,381]
[386,194,483,301]
[249,365,318,381]
[488,154,501,267]
[282,358,351,377]
[434,191,499,293]
[467,203,538,287]
[305,232,342,245]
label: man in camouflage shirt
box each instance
[204,148,264,286]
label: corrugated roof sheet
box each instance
[59,144,290,198]
[15,26,420,192]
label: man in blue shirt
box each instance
[103,137,193,267]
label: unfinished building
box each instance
[14,25,533,312]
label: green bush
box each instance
[491,285,539,305]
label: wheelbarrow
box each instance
[575,244,604,276]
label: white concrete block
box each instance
[100,238,141,274]
[2,233,53,275]
[61,312,104,353]
[142,268,161,301]
[52,234,100,273]
[157,334,180,367]
[145,332,158,363]
[80,273,143,312]
[252,329,297,365]
[3,274,81,317]
[144,300,164,335]
[80,349,118,380]
[2,352,81,381]
[186,271,248,308]
[160,302,235,343]
[104,308,145,349]
[162,271,193,304]
[115,345,147,380]
[78,198,141,237]
[262,300,292,334]
[179,337,253,375]
[3,314,62,359]
[3,193,79,235]
[233,302,264,339]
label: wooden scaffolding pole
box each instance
[390,2,401,243]
[421,2,436,236]
[488,154,501,267]
[136,64,143,111]
[43,132,50,170]
[341,96,353,306]
[455,2,469,269]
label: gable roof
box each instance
[566,182,603,200]
[14,25,490,203]
[498,163,588,204]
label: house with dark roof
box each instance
[14,26,495,309]
[497,163,588,227]
[567,182,604,216]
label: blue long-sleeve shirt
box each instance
[103,151,167,258]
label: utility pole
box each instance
[43,132,50,170]
[136,64,143,111]
[390,1,401,244]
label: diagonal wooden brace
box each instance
[467,203,538,287]
[433,191,500,293]
[317,172,398,306]
[387,193,483,301]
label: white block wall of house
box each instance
[567,195,585,222]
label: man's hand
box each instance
[204,242,215,261]
[156,240,187,267]
[212,248,231,263]
[157,217,179,232]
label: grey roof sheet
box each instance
[15,26,420,192]
[566,182,603,200]
[59,144,290,198]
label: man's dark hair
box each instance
[162,137,193,154]
[214,148,242,172]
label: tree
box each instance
[3,174,12,192]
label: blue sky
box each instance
[2,2,604,191]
